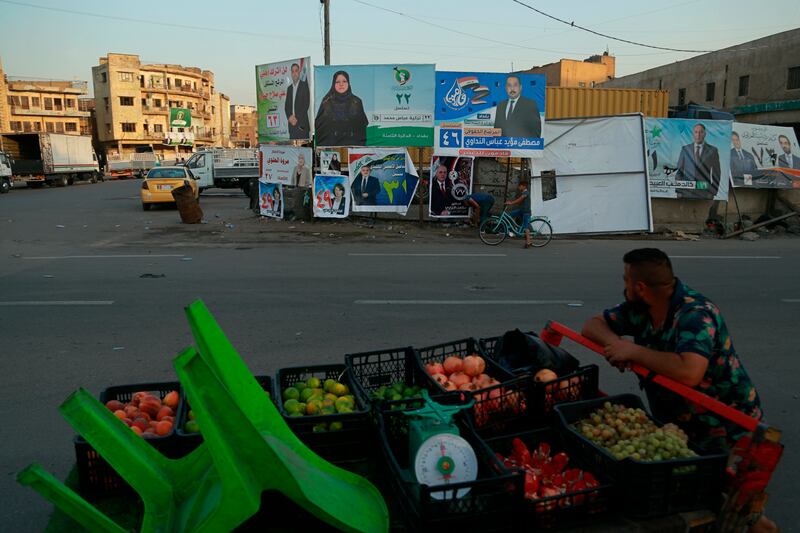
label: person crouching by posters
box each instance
[463,191,495,227]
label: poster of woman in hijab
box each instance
[314,64,435,147]
[258,181,284,219]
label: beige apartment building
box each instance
[523,52,616,88]
[230,104,257,148]
[92,53,231,159]
[0,57,91,135]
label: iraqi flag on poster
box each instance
[347,148,419,214]
[258,181,284,219]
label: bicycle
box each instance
[479,208,553,247]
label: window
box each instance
[10,121,21,131]
[100,72,107,83]
[118,71,134,82]
[20,96,29,109]
[153,124,163,133]
[105,123,111,135]
[578,81,586,88]
[150,75,163,88]
[56,122,64,133]
[23,122,32,132]
[33,122,41,132]
[44,97,53,110]
[119,96,134,106]
[46,122,54,132]
[31,97,40,107]
[678,88,686,106]
[54,98,63,111]
[788,66,800,90]
[139,75,145,88]
[175,78,183,88]
[65,123,77,132]
[65,99,75,109]
[705,82,715,102]
[121,122,136,132]
[154,98,162,107]
[141,98,147,107]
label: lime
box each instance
[299,388,315,402]
[306,400,322,416]
[284,399,300,414]
[185,420,200,433]
[335,397,354,412]
[329,421,344,431]
[324,393,338,403]
[312,423,327,433]
[332,382,348,397]
[324,378,337,393]
[392,383,405,394]
[284,387,300,401]
[294,382,307,392]
[306,377,321,389]
[187,409,196,421]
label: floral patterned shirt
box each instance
[603,278,762,452]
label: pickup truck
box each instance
[0,133,101,187]
[107,153,161,179]
[184,148,259,194]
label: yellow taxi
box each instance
[140,166,199,211]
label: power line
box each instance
[510,0,715,53]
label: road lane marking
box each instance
[355,299,582,305]
[781,299,800,303]
[670,255,781,259]
[23,254,185,260]
[0,300,114,306]
[348,253,506,257]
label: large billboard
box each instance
[434,71,546,158]
[347,148,419,214]
[645,118,731,200]
[256,57,313,142]
[259,146,313,186]
[731,123,800,188]
[313,64,434,147]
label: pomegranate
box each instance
[534,368,558,383]
[425,362,445,376]
[449,371,471,388]
[462,355,486,377]
[443,380,457,392]
[443,356,463,374]
[432,373,449,386]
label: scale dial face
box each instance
[413,433,478,500]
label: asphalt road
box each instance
[1,180,798,531]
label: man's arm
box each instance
[581,314,622,346]
[603,340,709,387]
[505,194,523,206]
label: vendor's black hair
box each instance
[623,248,674,287]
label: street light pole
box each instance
[323,0,331,65]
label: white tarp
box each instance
[530,114,652,235]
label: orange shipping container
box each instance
[546,87,668,119]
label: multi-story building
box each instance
[0,57,91,135]
[92,53,231,159]
[230,104,257,147]
[523,52,616,88]
[601,29,800,128]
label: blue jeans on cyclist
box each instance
[509,209,530,234]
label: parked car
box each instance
[140,166,199,211]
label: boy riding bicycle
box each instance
[504,179,533,248]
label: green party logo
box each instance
[393,67,411,85]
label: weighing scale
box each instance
[404,391,479,500]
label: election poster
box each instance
[313,64,434,147]
[259,146,313,186]
[434,71,546,158]
[258,181,284,219]
[319,149,343,174]
[429,156,474,218]
[645,118,732,200]
[313,175,350,218]
[256,57,313,142]
[348,148,419,214]
[731,123,800,188]
[169,107,192,128]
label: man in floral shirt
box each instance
[582,248,762,453]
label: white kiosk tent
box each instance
[530,114,653,235]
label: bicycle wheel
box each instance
[528,217,553,247]
[479,216,508,245]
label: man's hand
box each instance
[504,200,512,206]
[288,115,298,126]
[362,192,368,198]
[603,339,641,366]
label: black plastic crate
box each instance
[74,381,182,494]
[376,398,522,531]
[532,365,600,415]
[555,394,727,518]
[345,346,448,412]
[485,427,613,528]
[174,375,274,456]
[416,338,533,435]
[275,364,373,465]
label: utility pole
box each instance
[323,0,331,65]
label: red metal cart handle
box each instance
[541,321,760,433]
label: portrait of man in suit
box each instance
[675,123,721,200]
[284,63,311,140]
[351,163,380,206]
[730,131,758,179]
[493,74,542,139]
[430,164,452,216]
[778,134,800,169]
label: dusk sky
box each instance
[1,0,798,105]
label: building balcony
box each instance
[11,106,89,118]
[142,105,168,114]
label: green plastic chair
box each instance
[17,300,389,532]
